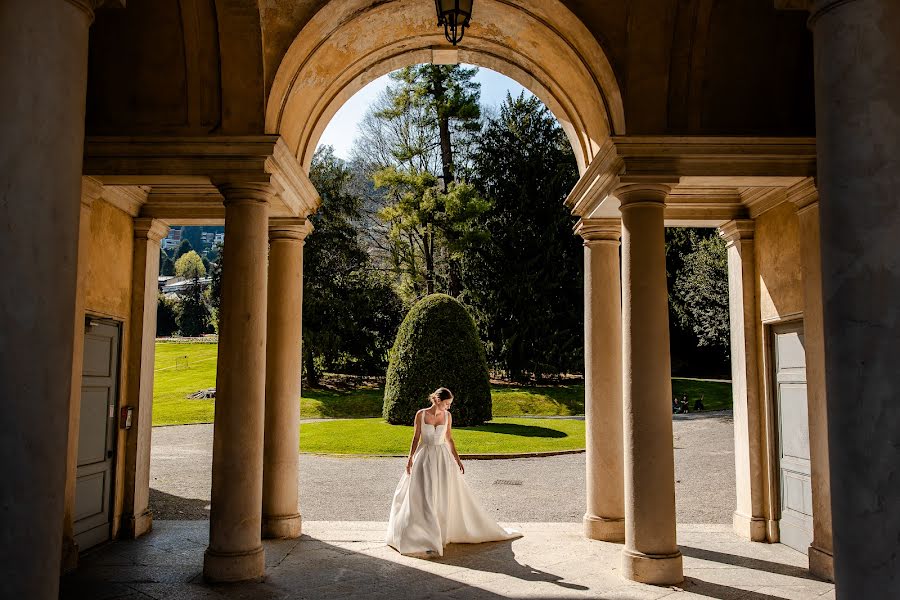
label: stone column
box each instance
[60,178,104,571]
[262,218,311,539]
[0,1,95,597]
[575,218,625,542]
[718,220,768,542]
[204,184,271,582]
[618,185,683,585]
[120,218,169,538]
[788,182,833,581]
[805,0,900,595]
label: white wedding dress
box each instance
[386,421,521,556]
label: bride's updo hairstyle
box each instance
[429,387,453,405]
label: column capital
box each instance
[80,176,104,209]
[575,218,621,244]
[269,218,313,242]
[718,220,755,245]
[133,218,169,243]
[616,184,671,209]
[217,183,276,206]
[786,178,819,214]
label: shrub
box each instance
[157,295,179,337]
[383,294,491,426]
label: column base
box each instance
[808,543,834,582]
[733,510,767,542]
[621,548,683,585]
[124,509,154,539]
[583,514,625,542]
[60,535,79,574]
[203,546,265,583]
[262,513,302,539]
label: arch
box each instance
[266,0,625,174]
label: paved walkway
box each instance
[150,411,736,524]
[61,520,834,599]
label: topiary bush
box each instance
[383,294,492,427]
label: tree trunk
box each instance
[304,345,319,388]
[424,226,435,295]
[431,69,455,191]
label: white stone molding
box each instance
[269,218,313,242]
[785,178,819,213]
[574,218,621,244]
[132,218,170,243]
[80,176,104,208]
[566,137,816,225]
[102,186,148,217]
[718,219,756,246]
[84,136,320,224]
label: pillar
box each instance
[806,0,900,595]
[121,218,169,538]
[204,184,271,582]
[0,1,95,597]
[262,218,310,539]
[618,185,683,585]
[788,183,834,581]
[576,218,625,542]
[719,220,768,542]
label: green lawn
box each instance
[298,417,585,455]
[153,341,732,426]
[672,377,732,411]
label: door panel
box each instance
[773,323,813,555]
[74,320,121,551]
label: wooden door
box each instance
[73,320,121,551]
[772,322,813,554]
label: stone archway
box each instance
[265,0,625,175]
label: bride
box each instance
[386,387,521,557]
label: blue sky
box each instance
[316,65,533,159]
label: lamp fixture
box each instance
[435,0,473,46]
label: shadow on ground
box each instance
[150,488,210,521]
[468,423,568,438]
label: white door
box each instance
[74,320,121,551]
[773,322,813,554]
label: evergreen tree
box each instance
[176,275,210,337]
[174,238,194,260]
[208,242,224,311]
[159,248,175,276]
[304,146,404,385]
[464,93,582,381]
[352,65,485,299]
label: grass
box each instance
[298,417,585,455]
[672,377,732,411]
[152,341,733,426]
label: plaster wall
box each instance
[82,199,135,539]
[751,201,805,543]
[756,203,803,322]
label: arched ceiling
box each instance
[265,0,625,174]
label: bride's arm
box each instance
[406,410,422,474]
[445,412,464,474]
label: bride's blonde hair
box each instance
[429,387,453,404]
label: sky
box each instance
[316,65,533,160]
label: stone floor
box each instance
[61,521,834,600]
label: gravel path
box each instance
[150,411,735,524]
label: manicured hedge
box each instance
[383,294,492,426]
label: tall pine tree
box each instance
[464,93,582,381]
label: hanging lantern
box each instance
[435,0,474,46]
